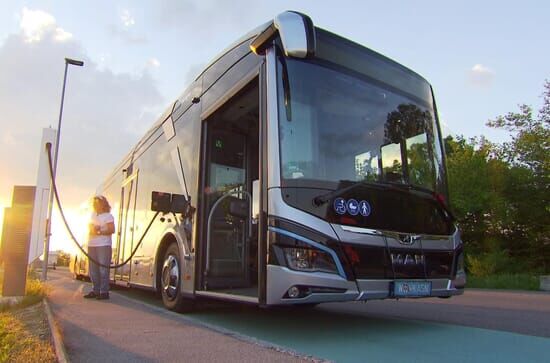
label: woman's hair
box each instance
[93,195,111,213]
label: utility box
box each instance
[1,186,36,296]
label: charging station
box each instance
[0,128,56,296]
[1,186,35,296]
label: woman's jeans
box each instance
[88,246,112,294]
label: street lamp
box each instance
[42,57,84,281]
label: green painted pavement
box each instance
[183,305,550,363]
[114,288,550,362]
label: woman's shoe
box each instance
[96,293,110,300]
[83,291,98,299]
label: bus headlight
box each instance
[283,247,338,274]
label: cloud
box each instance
[147,57,160,68]
[54,28,73,42]
[0,8,163,208]
[154,0,261,34]
[107,7,146,44]
[468,63,495,88]
[183,62,205,84]
[107,24,147,44]
[20,7,72,43]
[120,9,135,28]
[2,131,16,146]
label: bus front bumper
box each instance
[266,265,464,305]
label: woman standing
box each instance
[83,195,115,300]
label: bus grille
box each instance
[341,243,455,280]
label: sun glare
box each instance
[0,193,90,255]
[0,200,5,243]
[50,201,91,254]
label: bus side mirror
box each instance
[250,11,315,58]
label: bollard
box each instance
[540,276,550,291]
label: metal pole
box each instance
[42,62,69,281]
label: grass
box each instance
[0,267,49,312]
[466,273,541,291]
[0,266,56,362]
[0,304,56,362]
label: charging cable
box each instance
[46,142,159,269]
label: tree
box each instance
[486,81,550,271]
[446,81,550,274]
[487,80,550,178]
[445,136,509,255]
[56,251,71,267]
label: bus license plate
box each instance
[394,281,432,297]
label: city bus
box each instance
[71,11,466,311]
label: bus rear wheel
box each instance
[160,242,193,312]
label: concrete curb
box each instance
[44,299,70,363]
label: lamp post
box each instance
[42,57,84,281]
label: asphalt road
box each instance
[323,289,550,338]
[49,268,550,362]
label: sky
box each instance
[0,0,548,252]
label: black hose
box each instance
[46,142,159,269]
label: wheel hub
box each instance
[162,255,179,300]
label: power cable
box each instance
[46,142,159,269]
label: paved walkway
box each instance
[46,270,308,363]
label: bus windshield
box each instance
[277,57,446,195]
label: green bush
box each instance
[467,274,540,290]
[466,250,511,277]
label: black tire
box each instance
[160,243,193,312]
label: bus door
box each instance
[201,78,260,294]
[115,169,138,282]
[204,130,250,290]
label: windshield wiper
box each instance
[278,54,292,121]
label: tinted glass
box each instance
[278,59,442,192]
[315,28,433,107]
[276,57,452,235]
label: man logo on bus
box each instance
[391,253,425,266]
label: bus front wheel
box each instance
[160,243,193,312]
